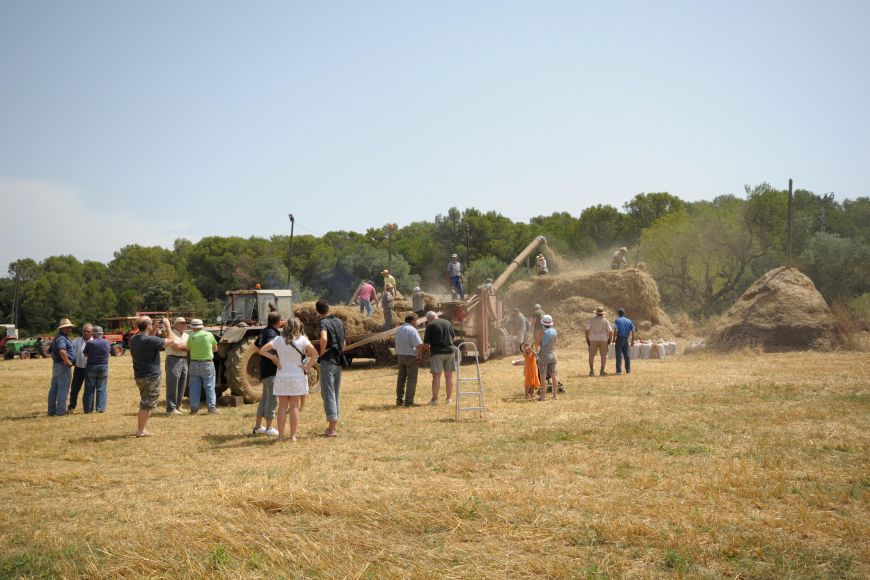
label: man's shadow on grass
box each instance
[202,433,274,449]
[1,412,43,421]
[357,404,403,412]
[74,434,132,443]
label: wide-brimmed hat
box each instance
[413,286,420,292]
[619,247,628,253]
[451,253,458,258]
[595,306,605,315]
[92,325,104,336]
[190,319,204,329]
[173,317,187,325]
[57,318,74,330]
[541,315,554,327]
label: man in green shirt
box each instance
[186,319,219,414]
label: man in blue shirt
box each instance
[395,313,424,406]
[446,254,464,300]
[48,318,76,416]
[613,308,637,375]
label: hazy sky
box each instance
[1,1,868,270]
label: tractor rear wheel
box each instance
[225,337,263,403]
[20,351,31,360]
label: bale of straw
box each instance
[503,268,674,332]
[293,302,384,340]
[710,267,841,351]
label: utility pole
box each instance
[11,261,20,327]
[386,223,395,271]
[287,214,295,288]
[464,223,470,267]
[787,179,794,268]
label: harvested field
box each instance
[504,268,675,338]
[0,350,867,578]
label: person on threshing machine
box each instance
[446,254,464,300]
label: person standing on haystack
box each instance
[316,299,345,438]
[613,308,637,375]
[537,315,559,400]
[446,254,465,300]
[355,280,378,318]
[536,253,548,275]
[611,247,628,270]
[412,286,426,317]
[585,306,613,376]
[381,270,398,296]
[381,287,395,330]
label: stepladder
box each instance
[455,341,486,421]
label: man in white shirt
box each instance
[164,317,190,415]
[585,307,613,376]
[68,323,93,413]
[395,313,424,406]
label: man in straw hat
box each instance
[47,318,76,416]
[535,253,548,275]
[164,317,190,415]
[537,314,559,400]
[611,247,629,270]
[585,307,614,376]
[446,253,464,300]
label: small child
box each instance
[521,342,541,399]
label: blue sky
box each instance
[1,0,868,269]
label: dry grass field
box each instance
[0,345,868,578]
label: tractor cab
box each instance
[220,289,293,327]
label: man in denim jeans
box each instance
[48,319,75,416]
[612,308,637,375]
[316,299,345,437]
[82,326,111,413]
[186,319,218,414]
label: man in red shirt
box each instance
[356,280,378,318]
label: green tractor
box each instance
[4,336,48,360]
[212,288,319,403]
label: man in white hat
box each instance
[536,253,548,275]
[164,317,190,415]
[585,306,614,376]
[537,315,559,400]
[186,318,219,414]
[446,254,464,300]
[611,247,629,270]
[48,318,75,416]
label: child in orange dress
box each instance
[521,343,541,399]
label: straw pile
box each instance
[293,302,385,339]
[710,267,841,351]
[503,268,674,338]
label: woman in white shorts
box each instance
[258,318,317,443]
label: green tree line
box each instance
[1,186,867,334]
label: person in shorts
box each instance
[258,317,317,443]
[129,316,181,437]
[585,306,613,376]
[423,311,456,405]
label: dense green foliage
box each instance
[1,187,867,333]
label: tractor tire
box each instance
[225,337,263,404]
[20,351,31,360]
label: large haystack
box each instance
[293,303,384,340]
[710,267,841,351]
[503,268,674,338]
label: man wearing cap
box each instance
[47,319,75,416]
[82,326,111,413]
[186,319,219,415]
[423,311,456,405]
[585,307,614,376]
[613,308,637,375]
[68,323,93,413]
[129,316,179,437]
[537,315,560,400]
[611,247,628,270]
[446,254,464,300]
[164,317,190,415]
[356,280,378,318]
[536,253,548,275]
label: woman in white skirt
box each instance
[258,318,317,442]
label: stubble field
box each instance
[0,344,867,578]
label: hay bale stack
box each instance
[710,267,841,351]
[293,302,384,340]
[503,268,673,333]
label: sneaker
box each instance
[167,409,183,416]
[589,370,595,376]
[253,426,267,435]
[264,427,279,436]
[599,370,608,376]
[446,398,453,404]
[428,400,438,406]
[207,408,218,415]
[190,408,199,415]
[615,371,622,375]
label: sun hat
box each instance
[382,269,390,275]
[57,318,74,330]
[595,306,605,315]
[92,326,104,336]
[541,314,554,327]
[413,286,420,292]
[619,247,628,253]
[173,317,187,325]
[190,319,204,329]
[451,253,458,258]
